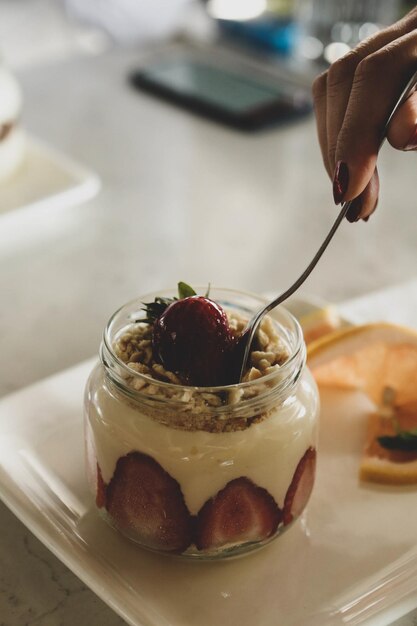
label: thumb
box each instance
[386,92,417,151]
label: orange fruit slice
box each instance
[308,323,417,485]
[299,305,343,345]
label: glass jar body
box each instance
[84,289,319,559]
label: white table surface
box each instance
[0,33,416,626]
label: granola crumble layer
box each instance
[110,311,290,433]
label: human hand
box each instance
[312,7,417,222]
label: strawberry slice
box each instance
[96,463,107,509]
[106,452,193,553]
[283,447,316,525]
[195,477,282,551]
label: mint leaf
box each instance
[178,282,196,299]
[139,296,177,323]
[378,429,417,452]
[138,282,200,324]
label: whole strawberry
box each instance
[153,295,233,386]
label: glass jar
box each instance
[84,288,319,560]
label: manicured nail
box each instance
[346,197,362,223]
[404,126,417,151]
[333,161,349,205]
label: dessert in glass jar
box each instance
[84,285,319,559]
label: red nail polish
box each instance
[333,161,349,205]
[404,126,417,151]
[346,196,362,223]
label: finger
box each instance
[345,168,379,223]
[361,167,379,220]
[334,30,417,203]
[312,72,332,177]
[325,7,417,171]
[386,91,417,150]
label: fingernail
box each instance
[333,161,349,205]
[404,126,417,151]
[346,197,362,223]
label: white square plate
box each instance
[0,310,417,626]
[0,134,100,221]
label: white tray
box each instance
[0,134,100,221]
[0,327,417,625]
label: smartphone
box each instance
[129,58,312,131]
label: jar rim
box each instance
[101,287,305,394]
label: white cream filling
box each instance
[87,370,319,515]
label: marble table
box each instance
[0,42,416,625]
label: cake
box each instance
[0,64,25,183]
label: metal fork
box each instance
[238,69,417,382]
